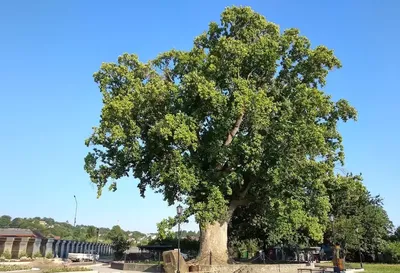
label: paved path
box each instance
[95,264,150,273]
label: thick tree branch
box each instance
[216,113,245,171]
[224,113,244,146]
[230,199,250,207]
[239,179,252,200]
[228,199,250,218]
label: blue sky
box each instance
[0,0,399,233]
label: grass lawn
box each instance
[0,264,32,271]
[351,263,400,273]
[319,263,400,273]
[41,267,92,273]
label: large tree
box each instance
[107,225,130,259]
[85,6,357,263]
[230,174,393,259]
[327,174,392,256]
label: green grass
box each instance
[319,262,400,273]
[351,263,400,273]
[0,264,32,271]
[41,267,92,273]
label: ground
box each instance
[353,263,400,273]
[2,261,400,273]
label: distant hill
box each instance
[0,215,199,245]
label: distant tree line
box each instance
[0,215,197,247]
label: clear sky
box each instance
[0,0,399,233]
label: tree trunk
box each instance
[197,204,237,265]
[198,221,229,265]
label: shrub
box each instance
[2,250,11,259]
[18,251,27,259]
[33,251,43,258]
[383,241,400,263]
[45,252,54,259]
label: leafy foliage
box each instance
[326,175,393,255]
[1,250,11,260]
[230,173,393,261]
[107,225,131,260]
[33,251,43,258]
[390,226,400,242]
[85,226,98,241]
[228,238,258,259]
[45,252,54,259]
[18,251,27,259]
[148,237,200,256]
[0,215,11,228]
[383,242,400,263]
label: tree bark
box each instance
[197,221,229,265]
[197,204,237,265]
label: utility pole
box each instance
[176,205,183,273]
[73,195,78,227]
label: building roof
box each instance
[0,228,45,238]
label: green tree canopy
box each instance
[391,226,400,242]
[327,175,392,255]
[0,215,11,228]
[85,226,98,241]
[85,6,357,263]
[107,225,130,260]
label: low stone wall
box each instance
[111,261,308,273]
[198,263,309,273]
[111,262,164,272]
[110,262,124,270]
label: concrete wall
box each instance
[111,262,164,272]
[0,237,112,259]
[199,264,309,273]
[111,261,309,273]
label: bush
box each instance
[383,241,400,263]
[33,251,43,258]
[45,252,54,259]
[2,250,11,259]
[18,251,27,259]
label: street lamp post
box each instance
[96,228,99,243]
[329,215,335,244]
[355,228,363,268]
[73,195,78,227]
[176,205,183,273]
